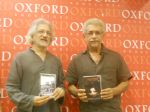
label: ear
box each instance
[29,38,33,45]
[29,35,34,44]
[101,32,105,37]
[83,34,88,44]
[25,35,33,45]
[83,33,86,38]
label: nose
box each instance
[43,31,51,37]
[43,32,47,36]
[92,33,97,37]
[90,32,97,39]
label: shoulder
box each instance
[14,49,31,60]
[10,49,32,65]
[103,46,124,62]
[71,51,86,61]
[104,47,122,57]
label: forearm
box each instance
[68,85,78,96]
[6,83,34,111]
[113,81,129,96]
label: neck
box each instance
[88,46,101,54]
[31,45,47,61]
[31,45,47,54]
[89,47,102,65]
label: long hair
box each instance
[25,18,54,44]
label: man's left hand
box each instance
[100,88,114,100]
[52,87,65,101]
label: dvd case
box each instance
[82,75,102,100]
[40,73,56,96]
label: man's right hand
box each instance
[33,96,53,106]
[77,89,88,102]
[68,85,88,102]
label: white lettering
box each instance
[70,22,121,33]
[123,40,150,50]
[0,18,12,28]
[52,37,68,46]
[70,22,83,31]
[131,71,150,80]
[15,3,68,14]
[122,10,150,20]
[0,88,8,98]
[2,51,11,61]
[13,35,25,45]
[106,23,121,32]
[125,105,150,112]
[41,4,50,13]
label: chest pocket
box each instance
[102,66,118,88]
[103,66,117,79]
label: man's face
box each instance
[84,24,104,49]
[31,24,53,48]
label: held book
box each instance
[82,75,102,100]
[40,73,56,96]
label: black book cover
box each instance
[82,75,102,100]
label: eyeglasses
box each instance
[37,30,52,36]
[85,31,104,37]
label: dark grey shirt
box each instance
[6,48,64,112]
[66,45,131,112]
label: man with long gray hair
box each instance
[6,18,65,112]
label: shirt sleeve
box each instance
[66,57,78,85]
[57,60,65,88]
[117,54,132,83]
[6,56,34,112]
[57,60,65,105]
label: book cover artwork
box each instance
[83,75,102,100]
[40,73,56,96]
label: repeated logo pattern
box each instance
[0,0,150,112]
